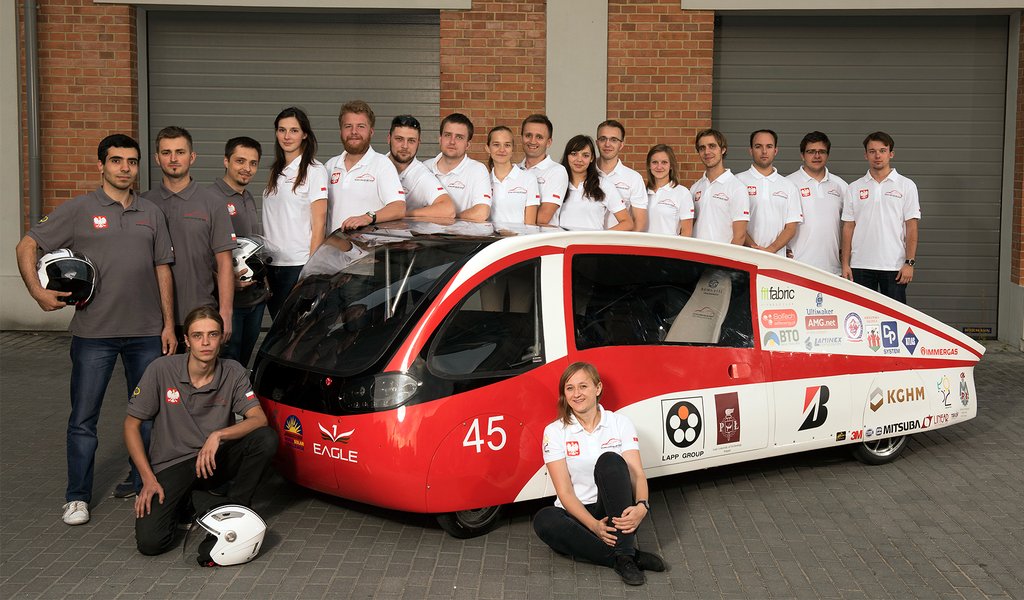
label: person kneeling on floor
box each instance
[533,362,666,586]
[125,305,277,557]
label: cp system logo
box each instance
[799,385,829,431]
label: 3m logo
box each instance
[565,441,580,456]
[799,385,829,431]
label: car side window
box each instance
[572,254,753,350]
[427,260,544,377]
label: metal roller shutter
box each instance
[713,15,1007,336]
[147,10,440,189]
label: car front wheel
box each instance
[852,435,908,465]
[436,506,503,538]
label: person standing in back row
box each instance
[786,131,847,275]
[519,114,569,226]
[689,129,749,245]
[736,129,802,256]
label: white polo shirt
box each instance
[390,155,446,211]
[424,154,492,214]
[325,147,405,233]
[736,166,803,256]
[599,159,648,228]
[519,155,569,208]
[558,177,626,231]
[689,169,750,244]
[490,165,540,224]
[262,155,329,266]
[786,167,847,275]
[542,407,640,507]
[842,168,922,271]
[646,183,695,236]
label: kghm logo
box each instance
[869,386,925,412]
[760,286,795,301]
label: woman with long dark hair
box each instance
[262,107,328,318]
[644,144,694,236]
[486,126,540,225]
[557,135,632,231]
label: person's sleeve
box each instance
[229,364,261,416]
[730,181,751,222]
[619,414,640,453]
[470,164,492,207]
[602,178,627,215]
[784,181,803,224]
[903,180,921,221]
[541,165,569,207]
[841,185,856,222]
[525,173,541,207]
[308,164,329,203]
[412,169,447,204]
[628,172,648,210]
[377,161,406,206]
[126,362,162,421]
[206,190,237,253]
[542,422,566,463]
[677,186,695,220]
[27,199,76,252]
[151,205,174,265]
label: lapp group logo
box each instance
[165,387,180,404]
[284,415,304,451]
[665,400,702,448]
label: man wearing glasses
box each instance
[595,120,648,231]
[786,131,848,275]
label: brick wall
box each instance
[18,0,137,226]
[607,1,714,185]
[439,1,546,162]
[1014,19,1024,286]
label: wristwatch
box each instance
[904,258,916,267]
[636,499,650,511]
[366,211,377,225]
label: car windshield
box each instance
[260,229,486,376]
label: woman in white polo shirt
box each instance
[533,362,665,586]
[262,107,329,319]
[644,144,694,236]
[486,126,540,225]
[557,136,632,231]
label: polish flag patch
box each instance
[92,215,108,229]
[227,203,237,216]
[747,186,757,196]
[165,388,181,404]
[859,189,869,200]
[566,441,580,456]
[331,172,341,184]
[800,188,811,198]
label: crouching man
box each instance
[126,305,277,556]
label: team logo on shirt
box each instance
[165,388,181,404]
[92,215,108,229]
[746,186,757,196]
[331,172,341,184]
[227,203,237,216]
[713,193,729,201]
[859,189,869,200]
[355,173,376,183]
[694,191,702,202]
[537,176,547,185]
[885,190,904,198]
[772,190,789,199]
[565,441,581,456]
[615,182,630,191]
[827,188,842,198]
[245,390,255,401]
[800,188,811,198]
[600,438,622,449]
[38,215,48,223]
[509,186,528,194]
[447,180,466,190]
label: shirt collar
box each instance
[212,177,248,199]
[92,187,141,211]
[341,146,378,171]
[567,406,607,434]
[521,155,555,171]
[284,154,303,174]
[746,165,780,180]
[865,167,900,184]
[432,153,470,176]
[159,178,198,200]
[175,353,224,391]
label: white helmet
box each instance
[36,249,97,307]
[232,237,267,283]
[194,505,266,566]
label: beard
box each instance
[344,136,371,155]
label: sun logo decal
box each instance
[283,415,305,450]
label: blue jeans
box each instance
[222,302,266,367]
[267,265,303,320]
[852,268,907,304]
[67,336,162,503]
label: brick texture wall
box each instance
[18,0,137,226]
[607,2,714,185]
[439,1,546,162]
[1014,19,1024,286]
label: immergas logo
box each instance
[760,286,795,301]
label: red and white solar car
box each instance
[253,219,983,537]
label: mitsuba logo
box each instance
[565,441,580,456]
[799,385,829,431]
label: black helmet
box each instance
[36,249,97,307]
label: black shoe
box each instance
[635,550,667,572]
[113,473,137,499]
[614,555,646,586]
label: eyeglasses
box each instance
[803,149,828,156]
[596,136,623,144]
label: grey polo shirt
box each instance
[127,354,261,474]
[208,179,269,308]
[143,179,236,324]
[28,188,173,338]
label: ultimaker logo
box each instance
[760,286,795,301]
[799,385,829,431]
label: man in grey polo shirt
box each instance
[209,136,268,367]
[15,133,176,526]
[143,126,236,341]
[127,306,276,557]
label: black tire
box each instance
[852,435,908,465]
[436,506,503,538]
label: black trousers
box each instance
[135,426,277,556]
[852,268,907,304]
[533,452,637,567]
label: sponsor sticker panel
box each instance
[771,376,851,445]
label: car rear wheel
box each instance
[436,506,503,538]
[852,435,908,465]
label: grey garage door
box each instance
[146,10,440,189]
[713,15,1007,337]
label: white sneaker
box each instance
[62,501,90,525]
